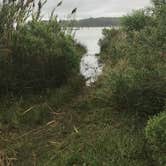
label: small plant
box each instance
[145,111,166,165]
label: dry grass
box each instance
[0,151,16,166]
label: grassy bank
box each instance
[0,88,150,166]
[0,90,156,166]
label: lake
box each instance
[74,27,106,85]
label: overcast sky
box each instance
[42,0,152,19]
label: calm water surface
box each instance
[74,27,106,85]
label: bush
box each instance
[145,111,166,165]
[0,20,84,94]
[97,3,166,116]
[96,59,166,115]
[0,74,85,128]
[121,10,155,32]
[99,28,127,62]
[0,1,86,95]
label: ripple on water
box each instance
[80,54,103,86]
[74,27,106,85]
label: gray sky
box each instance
[43,0,152,19]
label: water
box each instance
[74,27,105,85]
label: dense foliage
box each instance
[0,0,85,94]
[145,111,166,165]
[97,1,166,115]
[121,10,155,32]
[11,20,82,92]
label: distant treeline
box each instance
[61,17,121,27]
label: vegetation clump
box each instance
[0,0,85,94]
[10,20,82,92]
[145,111,166,165]
[97,1,166,116]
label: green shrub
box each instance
[97,3,166,116]
[0,1,85,95]
[152,0,166,8]
[145,111,166,165]
[13,20,81,89]
[99,28,127,62]
[121,10,155,32]
[96,59,166,115]
[0,20,84,94]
